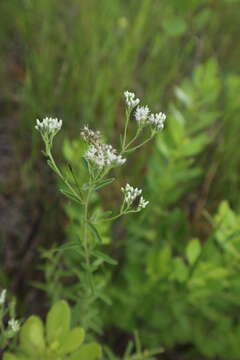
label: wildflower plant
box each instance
[35,91,166,302]
[0,289,20,350]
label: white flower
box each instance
[137,196,149,210]
[80,126,101,143]
[81,126,126,168]
[0,289,6,305]
[134,106,150,125]
[121,183,149,211]
[8,318,20,332]
[147,112,166,130]
[35,117,62,137]
[121,183,142,206]
[85,144,126,168]
[124,91,140,109]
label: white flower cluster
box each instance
[0,289,6,305]
[124,91,140,109]
[148,112,166,130]
[8,318,20,332]
[135,105,150,125]
[35,117,62,138]
[121,183,149,211]
[86,143,126,168]
[81,126,126,169]
[124,90,167,130]
[134,106,166,130]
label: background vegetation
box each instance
[1,0,240,359]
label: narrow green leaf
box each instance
[58,241,81,252]
[47,159,58,173]
[87,222,102,243]
[93,178,115,190]
[81,158,90,172]
[186,238,201,265]
[59,189,82,205]
[92,250,118,265]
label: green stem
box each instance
[122,109,131,151]
[123,127,142,152]
[102,212,124,222]
[83,188,95,293]
[124,133,154,154]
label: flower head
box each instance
[121,183,142,204]
[80,125,101,144]
[81,126,126,169]
[134,105,150,126]
[121,183,149,211]
[147,112,166,130]
[0,289,6,305]
[8,318,20,332]
[124,91,140,109]
[35,117,62,145]
[137,196,149,210]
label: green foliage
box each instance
[106,201,240,359]
[3,301,101,360]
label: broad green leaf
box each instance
[92,250,118,265]
[163,17,187,37]
[3,355,27,360]
[178,134,208,157]
[186,238,201,265]
[172,258,189,283]
[168,110,185,146]
[19,316,45,356]
[68,343,102,360]
[3,354,19,360]
[59,327,85,355]
[158,246,172,275]
[46,300,70,344]
[174,87,192,107]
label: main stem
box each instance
[83,188,94,293]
